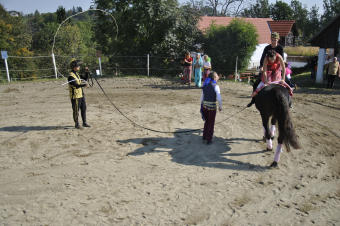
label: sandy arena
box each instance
[0,77,339,225]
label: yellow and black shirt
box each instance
[68,71,86,99]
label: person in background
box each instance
[193,53,203,87]
[183,51,193,86]
[68,60,90,129]
[285,62,296,89]
[325,57,340,89]
[202,55,211,82]
[310,56,318,80]
[200,71,222,145]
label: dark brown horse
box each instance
[250,83,300,167]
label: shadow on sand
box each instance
[0,125,73,132]
[118,129,269,172]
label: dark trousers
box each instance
[71,97,87,125]
[327,74,336,88]
[202,107,217,142]
[285,78,295,88]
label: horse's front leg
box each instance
[261,113,272,151]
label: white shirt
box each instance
[203,60,211,69]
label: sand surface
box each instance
[0,77,339,225]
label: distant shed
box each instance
[310,14,340,83]
[311,14,340,52]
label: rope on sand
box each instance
[93,76,248,134]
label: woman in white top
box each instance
[202,55,211,82]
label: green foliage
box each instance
[56,6,66,24]
[241,0,270,18]
[93,0,201,75]
[270,1,294,20]
[290,0,308,38]
[241,0,326,45]
[321,0,340,26]
[304,6,321,41]
[203,19,258,75]
[0,4,35,80]
[0,6,13,50]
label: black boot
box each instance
[75,123,82,129]
[83,122,91,128]
[247,97,255,107]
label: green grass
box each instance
[293,71,340,91]
[293,72,319,87]
[284,46,319,56]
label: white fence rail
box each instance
[1,52,243,83]
[0,53,187,83]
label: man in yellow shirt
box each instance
[68,60,90,129]
[326,57,340,89]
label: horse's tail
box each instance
[275,90,300,152]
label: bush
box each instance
[203,19,258,75]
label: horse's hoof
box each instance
[270,161,278,167]
[266,148,272,152]
[262,136,266,142]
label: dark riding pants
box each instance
[202,107,217,142]
[71,97,87,125]
[327,74,336,88]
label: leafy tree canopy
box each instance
[93,0,201,58]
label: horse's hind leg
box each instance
[271,119,285,167]
[270,117,277,139]
[261,113,272,151]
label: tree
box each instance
[56,6,66,24]
[241,0,270,18]
[94,0,202,75]
[0,4,34,80]
[270,1,294,20]
[305,5,321,40]
[203,19,258,74]
[0,5,13,51]
[321,0,340,26]
[185,0,250,16]
[290,0,308,40]
[93,0,201,75]
[31,22,58,52]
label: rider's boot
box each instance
[247,97,255,107]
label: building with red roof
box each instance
[197,16,297,69]
[198,16,296,46]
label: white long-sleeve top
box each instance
[200,84,222,109]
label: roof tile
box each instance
[268,20,295,36]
